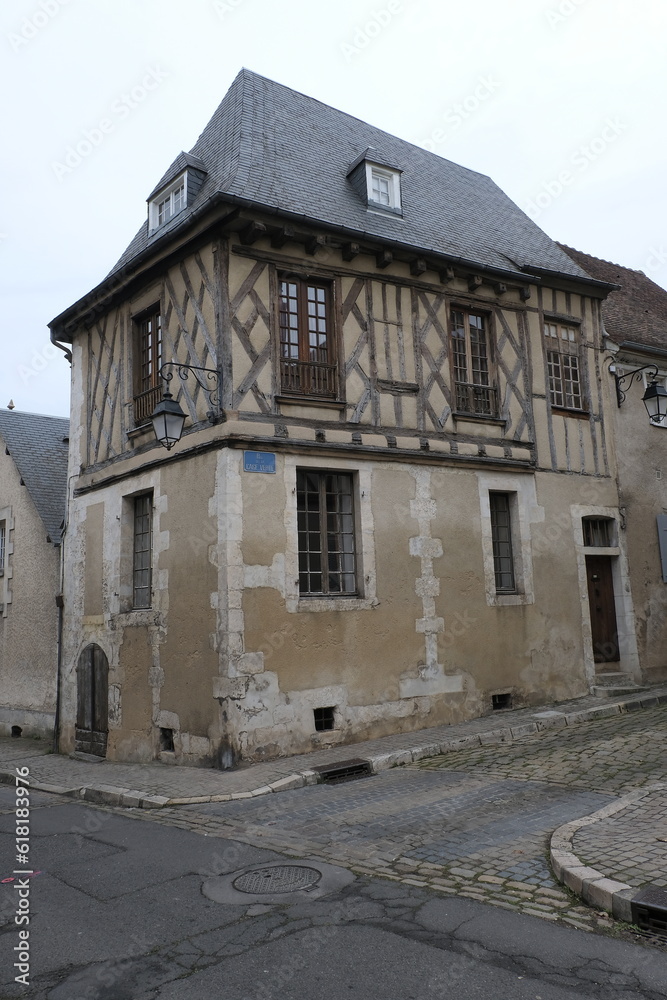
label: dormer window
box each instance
[149,174,187,232]
[368,164,401,212]
[347,149,403,216]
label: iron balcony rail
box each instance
[455,381,497,417]
[280,358,338,398]
[133,384,163,425]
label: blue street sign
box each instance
[243,451,276,474]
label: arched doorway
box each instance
[75,644,109,757]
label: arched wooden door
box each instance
[75,644,109,757]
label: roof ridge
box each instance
[0,409,69,423]
[557,242,650,278]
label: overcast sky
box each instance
[2,0,665,419]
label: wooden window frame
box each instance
[544,320,585,412]
[132,493,153,609]
[366,164,401,211]
[278,276,339,400]
[132,306,163,426]
[296,469,357,597]
[149,174,187,231]
[489,492,517,593]
[0,520,5,576]
[450,307,497,417]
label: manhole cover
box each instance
[232,865,322,894]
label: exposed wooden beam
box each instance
[410,258,427,276]
[305,235,326,255]
[494,282,508,295]
[467,275,483,292]
[520,286,532,301]
[439,266,455,284]
[239,220,267,246]
[271,225,295,248]
[341,241,361,261]
[376,249,393,269]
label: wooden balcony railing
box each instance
[133,384,163,425]
[280,359,338,399]
[455,382,497,417]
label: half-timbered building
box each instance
[49,70,639,765]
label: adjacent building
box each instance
[561,246,667,686]
[0,409,69,738]
[49,70,644,766]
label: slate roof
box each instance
[108,69,594,284]
[558,245,667,353]
[0,410,69,544]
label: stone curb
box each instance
[549,782,667,922]
[0,689,665,811]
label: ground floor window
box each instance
[296,470,356,596]
[490,492,516,593]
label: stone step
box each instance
[591,672,649,698]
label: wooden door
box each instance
[75,644,108,756]
[585,555,619,663]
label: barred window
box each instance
[490,492,516,593]
[544,322,583,410]
[451,309,496,416]
[583,517,613,547]
[297,471,356,596]
[133,494,152,609]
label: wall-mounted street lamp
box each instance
[611,363,667,424]
[151,363,221,450]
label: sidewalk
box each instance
[2,685,666,922]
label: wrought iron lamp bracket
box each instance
[610,361,658,408]
[158,363,222,421]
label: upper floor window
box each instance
[544,322,584,410]
[279,278,338,398]
[149,175,187,232]
[133,308,163,425]
[367,165,401,212]
[450,308,496,416]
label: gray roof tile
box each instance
[109,69,592,283]
[0,410,69,544]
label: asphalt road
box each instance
[0,736,666,1000]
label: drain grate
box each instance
[232,865,322,894]
[631,886,667,937]
[311,757,372,784]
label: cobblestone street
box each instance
[123,705,667,940]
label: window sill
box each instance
[276,394,345,410]
[550,406,590,419]
[488,593,534,607]
[292,596,379,613]
[452,411,505,426]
